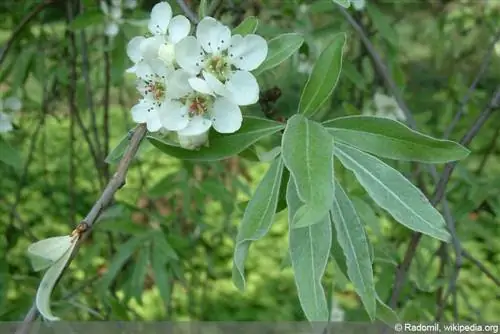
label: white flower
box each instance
[101,0,123,37]
[363,92,406,121]
[351,0,366,11]
[175,17,268,106]
[0,97,22,133]
[131,60,193,132]
[126,2,191,75]
[158,75,243,136]
[330,298,345,322]
[178,130,209,150]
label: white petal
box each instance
[167,70,193,99]
[149,58,171,77]
[135,61,155,80]
[148,2,172,35]
[203,71,230,97]
[225,70,259,106]
[158,100,189,131]
[196,17,231,54]
[104,22,120,37]
[178,115,212,136]
[168,15,191,44]
[178,131,209,150]
[131,100,150,123]
[146,112,163,132]
[228,34,268,71]
[188,77,213,95]
[140,36,163,61]
[211,97,242,133]
[110,6,122,20]
[4,97,22,111]
[126,36,145,63]
[175,36,204,75]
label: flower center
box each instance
[186,94,213,118]
[205,55,231,82]
[145,80,166,102]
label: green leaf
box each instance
[198,0,208,19]
[105,131,132,164]
[232,157,284,290]
[0,137,22,170]
[330,181,376,320]
[27,236,74,272]
[128,245,150,303]
[342,62,366,90]
[232,16,259,36]
[151,242,171,306]
[334,143,451,242]
[254,33,304,75]
[98,231,153,290]
[323,116,470,163]
[376,293,400,324]
[298,33,346,117]
[148,117,284,161]
[153,232,179,261]
[69,10,104,31]
[35,238,77,321]
[281,115,334,228]
[366,3,398,47]
[332,0,351,8]
[287,178,331,321]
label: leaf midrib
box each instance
[335,146,445,235]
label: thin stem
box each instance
[176,0,199,24]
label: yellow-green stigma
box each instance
[187,94,213,117]
[206,56,230,82]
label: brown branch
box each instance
[14,124,147,334]
[0,0,56,69]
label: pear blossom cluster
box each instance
[0,96,22,133]
[100,0,138,37]
[126,1,268,149]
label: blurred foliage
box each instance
[0,0,499,323]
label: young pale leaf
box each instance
[36,236,77,321]
[27,236,74,272]
[330,181,376,320]
[332,0,351,8]
[148,117,284,161]
[299,33,346,117]
[281,114,334,228]
[323,116,470,163]
[334,143,451,242]
[254,33,304,75]
[232,16,259,36]
[287,178,331,321]
[232,157,284,290]
[105,131,132,164]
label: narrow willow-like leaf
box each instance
[254,33,304,75]
[232,16,259,36]
[366,3,398,47]
[287,179,331,321]
[323,116,470,163]
[105,131,132,164]
[68,10,104,31]
[232,157,284,290]
[148,117,284,161]
[151,241,171,305]
[282,114,334,228]
[299,33,346,117]
[198,0,208,19]
[330,181,376,320]
[335,143,451,242]
[27,236,74,272]
[36,236,77,321]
